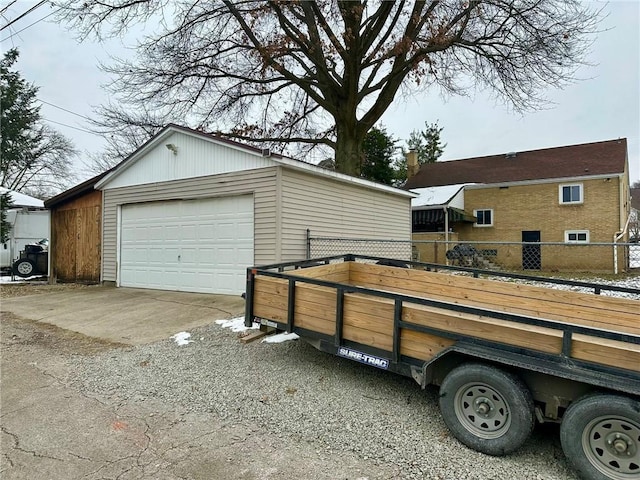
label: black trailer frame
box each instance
[245,254,640,397]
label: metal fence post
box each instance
[306,229,311,260]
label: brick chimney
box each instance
[407,149,419,179]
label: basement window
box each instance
[565,230,589,243]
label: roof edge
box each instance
[95,124,415,198]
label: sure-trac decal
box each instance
[337,347,389,370]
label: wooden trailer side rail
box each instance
[244,256,640,396]
[244,255,640,480]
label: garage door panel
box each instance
[120,196,253,294]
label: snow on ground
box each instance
[215,316,300,343]
[215,317,256,332]
[0,274,45,283]
[486,273,640,300]
[262,331,300,343]
[171,332,193,346]
[631,245,640,268]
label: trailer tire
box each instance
[438,363,534,456]
[12,258,35,278]
[560,393,640,480]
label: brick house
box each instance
[404,139,632,272]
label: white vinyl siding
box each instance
[102,168,278,282]
[105,131,279,189]
[279,168,412,260]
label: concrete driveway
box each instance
[2,288,388,480]
[0,285,246,345]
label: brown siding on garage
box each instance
[101,167,278,282]
[50,189,102,283]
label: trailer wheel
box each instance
[438,363,534,456]
[12,259,35,278]
[560,394,640,480]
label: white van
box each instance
[1,188,50,272]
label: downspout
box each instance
[444,206,449,265]
[444,206,449,242]
[612,172,631,274]
[613,214,632,274]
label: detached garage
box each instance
[96,124,413,295]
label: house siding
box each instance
[280,168,412,260]
[455,177,623,271]
[104,131,279,189]
[50,189,102,283]
[102,168,278,282]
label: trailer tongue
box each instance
[245,255,640,480]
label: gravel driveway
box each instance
[68,319,578,479]
[10,275,638,479]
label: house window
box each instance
[565,230,589,243]
[474,209,493,227]
[559,183,583,204]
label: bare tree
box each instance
[82,104,166,175]
[57,0,600,176]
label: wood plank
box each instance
[343,324,393,351]
[287,262,350,280]
[402,302,564,355]
[239,329,270,343]
[400,330,455,362]
[51,209,77,282]
[351,262,639,317]
[349,263,640,333]
[343,295,395,336]
[253,266,639,374]
[572,334,640,371]
[76,205,101,282]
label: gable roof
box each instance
[404,138,628,189]
[44,169,113,209]
[96,124,414,198]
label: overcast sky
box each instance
[2,0,639,186]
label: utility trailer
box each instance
[244,254,640,480]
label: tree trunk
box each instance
[334,123,365,177]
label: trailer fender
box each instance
[411,343,640,398]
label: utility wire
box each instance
[0,0,47,32]
[38,99,93,122]
[43,117,98,135]
[0,9,56,42]
[0,1,18,16]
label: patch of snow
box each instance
[262,332,299,343]
[630,245,640,268]
[215,316,257,332]
[0,274,46,283]
[215,316,298,343]
[410,184,470,208]
[0,187,44,208]
[171,332,193,346]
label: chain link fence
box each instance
[307,233,640,274]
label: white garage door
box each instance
[119,196,253,294]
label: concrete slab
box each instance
[0,286,246,345]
